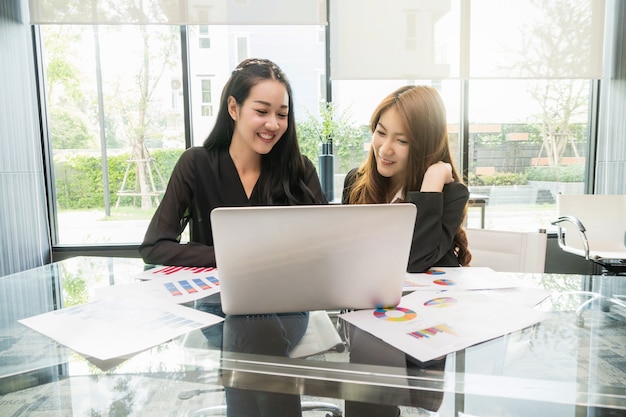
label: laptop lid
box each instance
[211,204,417,315]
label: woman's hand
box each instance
[420,161,453,192]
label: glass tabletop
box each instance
[1,256,625,416]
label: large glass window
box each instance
[327,0,601,230]
[331,77,591,231]
[35,0,602,249]
[41,25,184,245]
[42,24,325,245]
[466,79,590,232]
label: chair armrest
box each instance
[552,215,587,232]
[551,215,590,259]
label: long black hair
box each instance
[203,58,320,205]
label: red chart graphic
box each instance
[152,265,217,275]
[432,278,456,286]
[426,269,445,275]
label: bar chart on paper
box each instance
[96,266,221,304]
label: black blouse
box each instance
[139,146,326,267]
[342,168,469,273]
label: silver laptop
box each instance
[210,204,417,315]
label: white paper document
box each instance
[339,289,549,363]
[403,267,522,291]
[96,269,221,304]
[19,297,224,361]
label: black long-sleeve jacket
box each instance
[139,146,326,267]
[342,168,469,273]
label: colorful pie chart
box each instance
[426,269,445,275]
[373,306,417,322]
[423,297,457,308]
[433,278,456,286]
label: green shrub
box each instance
[54,149,182,210]
[526,165,584,182]
[469,172,528,186]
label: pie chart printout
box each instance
[373,306,417,322]
[423,296,457,308]
[432,278,456,286]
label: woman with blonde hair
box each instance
[343,85,471,271]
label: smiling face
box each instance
[372,107,410,187]
[228,79,289,156]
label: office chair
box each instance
[551,194,626,324]
[179,310,345,416]
[552,194,626,275]
[465,227,547,273]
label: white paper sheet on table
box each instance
[403,267,523,291]
[339,289,549,363]
[96,266,221,304]
[19,296,224,361]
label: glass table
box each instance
[1,256,625,416]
